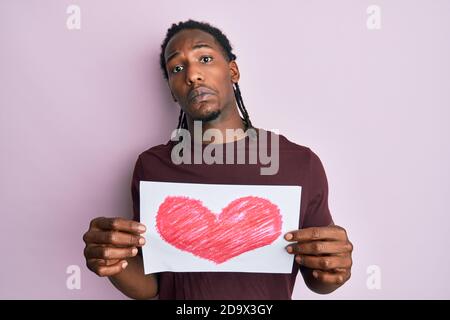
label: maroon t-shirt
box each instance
[131,128,333,300]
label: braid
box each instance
[233,83,253,130]
[176,109,184,129]
[176,110,188,130]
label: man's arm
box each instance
[299,265,346,295]
[108,254,158,300]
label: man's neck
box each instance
[188,119,247,145]
[186,105,248,145]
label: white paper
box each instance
[140,181,301,274]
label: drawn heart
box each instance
[156,196,282,264]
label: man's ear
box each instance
[229,60,240,84]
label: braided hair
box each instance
[159,19,253,131]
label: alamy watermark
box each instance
[66,264,81,290]
[367,5,381,30]
[366,264,382,290]
[66,5,81,30]
[170,121,280,176]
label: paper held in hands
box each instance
[139,181,301,274]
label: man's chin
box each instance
[192,110,221,122]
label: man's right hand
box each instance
[83,217,146,277]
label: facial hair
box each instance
[191,109,221,122]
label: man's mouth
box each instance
[190,93,214,104]
[188,86,216,102]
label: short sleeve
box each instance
[131,155,143,222]
[302,149,333,228]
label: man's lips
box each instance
[188,86,216,102]
[190,93,214,104]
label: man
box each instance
[83,19,353,299]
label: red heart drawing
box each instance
[156,195,282,264]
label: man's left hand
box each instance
[285,225,353,286]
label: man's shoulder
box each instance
[259,127,315,157]
[136,140,173,161]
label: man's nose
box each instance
[185,65,204,85]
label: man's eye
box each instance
[200,56,213,63]
[172,65,183,74]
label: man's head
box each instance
[159,19,252,131]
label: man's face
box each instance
[164,29,239,123]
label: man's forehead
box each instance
[164,30,218,59]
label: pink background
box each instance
[1,0,449,299]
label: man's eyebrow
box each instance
[166,43,215,64]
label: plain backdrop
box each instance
[1,0,449,299]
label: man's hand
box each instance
[285,225,353,288]
[83,217,147,277]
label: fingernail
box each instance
[139,237,146,245]
[122,261,128,269]
[138,224,146,232]
[296,255,302,264]
[132,248,138,256]
[313,270,319,278]
[285,233,293,240]
[286,246,293,253]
